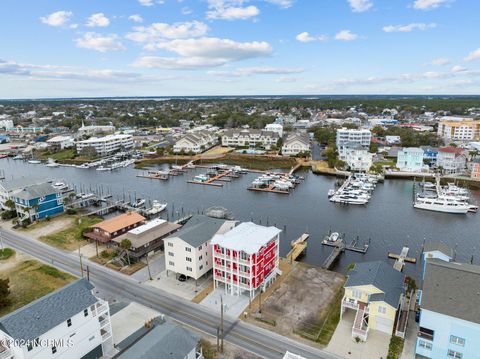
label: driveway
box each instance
[201,288,251,318]
[326,310,390,359]
[131,252,165,282]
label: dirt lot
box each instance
[246,262,345,344]
[20,215,76,239]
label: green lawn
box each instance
[38,148,76,161]
[0,248,15,260]
[38,216,102,251]
[316,286,345,346]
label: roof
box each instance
[211,222,281,255]
[93,212,145,233]
[284,133,310,146]
[0,178,50,192]
[400,147,424,154]
[0,279,97,341]
[422,259,480,324]
[164,215,228,248]
[438,146,465,155]
[13,182,60,200]
[117,319,200,359]
[114,220,181,248]
[345,260,405,307]
[423,241,453,258]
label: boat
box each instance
[193,174,209,182]
[96,166,111,171]
[131,199,146,208]
[52,182,68,190]
[172,165,184,170]
[419,182,436,189]
[0,154,7,159]
[146,200,167,215]
[328,189,336,197]
[414,195,470,214]
[12,155,23,160]
[328,232,340,242]
[28,159,41,164]
[330,195,368,205]
[46,158,59,167]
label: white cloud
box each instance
[295,32,327,43]
[465,48,480,62]
[181,7,193,15]
[40,11,73,27]
[208,66,304,77]
[276,76,298,83]
[75,33,126,52]
[86,13,110,27]
[264,0,294,8]
[348,0,373,12]
[133,37,272,69]
[432,58,450,66]
[206,0,259,20]
[126,21,208,46]
[451,65,467,73]
[413,0,451,10]
[128,15,143,23]
[138,0,154,6]
[335,30,359,41]
[383,23,436,32]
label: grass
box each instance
[37,148,76,161]
[91,249,147,275]
[0,248,15,260]
[192,282,214,304]
[0,260,75,316]
[38,216,102,251]
[201,153,296,170]
[387,336,405,359]
[315,286,345,346]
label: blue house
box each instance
[416,242,480,359]
[12,182,64,222]
[420,146,438,166]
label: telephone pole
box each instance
[220,295,224,353]
[146,255,152,280]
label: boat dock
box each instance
[322,240,346,270]
[389,247,417,271]
[188,168,244,187]
[247,184,290,194]
[136,172,168,181]
[322,234,369,254]
[286,233,309,262]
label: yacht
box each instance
[52,182,68,191]
[46,158,59,167]
[327,189,336,197]
[13,154,23,160]
[330,195,368,205]
[146,200,167,215]
[193,174,209,182]
[131,199,146,208]
[28,159,41,164]
[414,195,470,214]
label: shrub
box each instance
[0,248,15,260]
[66,208,77,215]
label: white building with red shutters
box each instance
[211,222,281,298]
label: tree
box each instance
[120,239,132,265]
[369,142,378,154]
[0,278,11,309]
[79,146,98,159]
[4,199,15,211]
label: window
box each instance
[186,266,192,272]
[169,261,174,266]
[351,289,362,299]
[199,245,202,250]
[199,255,203,261]
[185,247,191,252]
[186,257,192,262]
[447,350,463,359]
[168,252,174,257]
[168,242,173,247]
[377,306,387,314]
[419,327,434,341]
[450,336,465,346]
[84,309,88,317]
[418,340,432,350]
[52,346,57,354]
[89,335,95,341]
[27,343,33,352]
[199,265,203,270]
[67,319,72,327]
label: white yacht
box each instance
[28,159,41,164]
[146,200,167,215]
[193,174,208,182]
[414,195,470,214]
[330,195,368,205]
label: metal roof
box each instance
[423,241,453,258]
[0,178,50,193]
[13,182,61,200]
[164,215,228,248]
[0,279,97,341]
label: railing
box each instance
[96,302,108,315]
[352,327,368,341]
[101,331,112,341]
[0,346,13,359]
[99,317,110,328]
[342,299,359,310]
[418,331,434,341]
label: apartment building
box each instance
[281,133,310,156]
[345,147,373,172]
[211,222,281,298]
[436,147,466,174]
[336,128,371,160]
[437,116,480,142]
[173,131,218,154]
[396,147,425,172]
[221,129,279,150]
[76,135,133,157]
[46,136,75,150]
[264,123,284,138]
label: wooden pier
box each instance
[322,240,346,270]
[389,247,417,272]
[322,234,369,254]
[188,169,242,187]
[136,173,168,181]
[286,233,309,262]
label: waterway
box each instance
[2,159,480,280]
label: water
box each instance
[2,159,480,280]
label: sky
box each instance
[1,0,480,98]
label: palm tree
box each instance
[120,238,132,265]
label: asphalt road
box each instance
[1,227,343,359]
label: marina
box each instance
[328,173,381,205]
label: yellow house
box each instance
[341,261,405,341]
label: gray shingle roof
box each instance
[0,178,50,192]
[117,318,200,359]
[345,260,405,308]
[13,182,60,201]
[165,214,227,248]
[422,258,480,324]
[423,241,453,258]
[0,279,97,341]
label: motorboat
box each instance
[171,165,183,170]
[419,182,436,189]
[328,189,336,197]
[28,159,41,164]
[330,195,368,205]
[96,166,111,171]
[52,182,68,190]
[414,195,470,214]
[328,232,340,242]
[13,155,23,160]
[46,158,59,167]
[193,174,208,182]
[146,200,167,215]
[131,199,146,208]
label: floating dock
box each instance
[286,233,309,262]
[136,173,168,181]
[322,234,369,254]
[389,247,417,272]
[188,168,244,187]
[247,185,290,194]
[322,240,346,270]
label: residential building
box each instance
[281,133,310,156]
[437,116,480,142]
[336,128,371,160]
[5,126,43,134]
[113,219,181,260]
[420,146,438,165]
[46,136,75,150]
[116,317,203,359]
[385,136,401,145]
[0,179,50,210]
[76,135,133,157]
[173,131,218,154]
[265,123,283,138]
[221,129,279,150]
[77,123,115,136]
[84,212,145,243]
[0,119,13,129]
[345,146,373,172]
[396,147,425,172]
[12,183,64,222]
[421,241,453,279]
[0,278,112,359]
[471,158,480,179]
[211,222,281,298]
[341,261,406,341]
[164,215,236,281]
[416,256,480,359]
[436,147,466,174]
[0,135,9,144]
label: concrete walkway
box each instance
[201,288,251,318]
[400,311,418,359]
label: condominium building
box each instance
[336,128,371,160]
[396,147,425,172]
[76,134,133,156]
[0,278,112,359]
[281,133,310,156]
[47,136,75,150]
[264,123,284,138]
[436,147,466,175]
[221,129,279,150]
[345,147,373,172]
[211,222,281,298]
[173,131,218,154]
[77,123,115,136]
[437,116,480,142]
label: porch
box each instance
[340,298,369,341]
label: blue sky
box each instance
[1,0,479,98]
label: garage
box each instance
[375,316,394,334]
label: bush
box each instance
[66,208,77,215]
[0,248,15,260]
[1,210,17,220]
[38,265,70,280]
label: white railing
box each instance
[99,317,110,328]
[342,300,359,310]
[101,331,112,341]
[0,347,13,359]
[96,302,108,315]
[352,327,368,341]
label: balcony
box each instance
[0,344,13,359]
[342,299,359,310]
[418,329,434,341]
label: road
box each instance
[0,227,343,359]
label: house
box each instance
[76,135,133,157]
[173,132,217,154]
[46,136,75,151]
[436,147,466,174]
[396,147,425,172]
[420,146,438,165]
[164,215,236,281]
[0,119,14,129]
[112,219,181,260]
[437,116,480,142]
[416,256,480,359]
[281,133,310,156]
[0,278,112,359]
[0,178,49,210]
[211,222,281,298]
[12,183,64,222]
[344,146,373,172]
[341,261,406,341]
[0,135,9,144]
[336,128,371,161]
[221,129,279,150]
[385,136,401,145]
[116,317,203,359]
[265,123,283,138]
[77,123,115,137]
[421,241,453,279]
[84,212,145,243]
[471,158,480,179]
